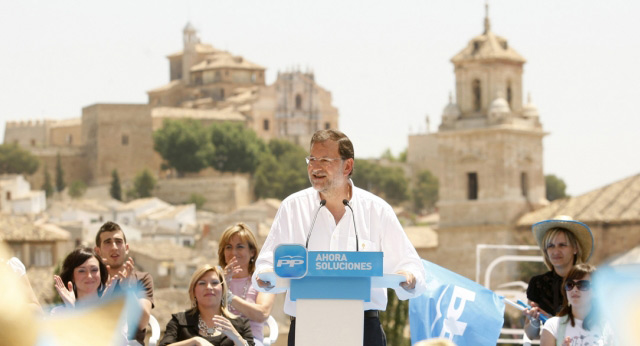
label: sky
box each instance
[1,0,639,196]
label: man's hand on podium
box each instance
[396,270,416,291]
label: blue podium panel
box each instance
[290,276,372,301]
[308,251,383,277]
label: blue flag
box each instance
[409,260,505,346]
[593,264,640,346]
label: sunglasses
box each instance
[564,279,591,291]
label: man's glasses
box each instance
[305,156,343,166]
[564,279,591,291]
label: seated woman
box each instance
[218,223,274,346]
[52,247,111,311]
[159,265,254,346]
[523,216,593,339]
[540,263,610,345]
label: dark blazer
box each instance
[158,309,254,346]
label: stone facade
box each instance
[82,104,156,184]
[153,173,251,214]
[407,11,548,283]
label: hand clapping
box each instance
[54,275,76,308]
[223,257,242,283]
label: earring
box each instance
[250,258,255,263]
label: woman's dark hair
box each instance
[558,263,597,329]
[59,247,109,297]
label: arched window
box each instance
[295,94,302,110]
[472,79,481,111]
[507,81,512,108]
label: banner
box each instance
[593,263,640,346]
[409,260,504,346]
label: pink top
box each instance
[228,276,263,342]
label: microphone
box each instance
[343,199,360,252]
[305,199,326,249]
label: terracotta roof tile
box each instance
[518,173,640,226]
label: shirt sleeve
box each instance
[7,257,26,276]
[379,207,427,300]
[136,272,155,308]
[157,315,179,346]
[234,318,255,346]
[542,316,559,338]
[254,203,289,279]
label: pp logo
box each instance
[431,285,476,340]
[274,244,307,279]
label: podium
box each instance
[258,244,405,346]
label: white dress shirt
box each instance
[253,181,426,316]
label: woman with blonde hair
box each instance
[218,223,274,346]
[159,265,254,346]
[523,217,594,339]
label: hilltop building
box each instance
[4,23,339,189]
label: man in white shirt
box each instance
[253,129,426,346]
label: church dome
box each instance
[522,93,539,118]
[442,98,461,119]
[489,95,511,114]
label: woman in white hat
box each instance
[523,216,594,339]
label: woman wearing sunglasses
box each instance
[540,263,610,345]
[523,216,594,339]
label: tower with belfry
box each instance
[407,5,547,279]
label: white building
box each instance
[0,175,46,215]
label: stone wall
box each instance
[82,104,156,184]
[154,174,251,214]
[423,224,522,287]
[49,121,82,147]
[26,146,90,190]
[436,128,546,228]
[4,119,54,148]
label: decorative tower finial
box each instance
[484,1,491,34]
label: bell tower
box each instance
[182,22,199,85]
[435,4,546,228]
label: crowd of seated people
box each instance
[3,216,619,345]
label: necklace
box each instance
[240,277,250,299]
[198,316,221,338]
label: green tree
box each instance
[206,122,266,173]
[133,169,156,198]
[0,143,39,174]
[545,174,568,201]
[254,139,309,199]
[55,153,65,192]
[380,289,410,346]
[352,160,409,205]
[397,148,407,163]
[188,193,207,209]
[110,169,122,201]
[68,180,87,199]
[42,165,54,197]
[412,169,439,213]
[153,119,212,176]
[381,148,395,161]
